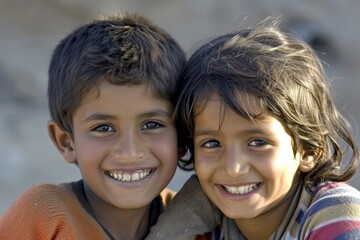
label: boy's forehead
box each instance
[85,78,161,98]
[77,80,171,112]
[74,81,173,116]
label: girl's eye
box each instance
[202,140,220,148]
[93,124,115,132]
[249,139,267,147]
[142,121,164,130]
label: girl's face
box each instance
[193,92,311,231]
[56,80,178,210]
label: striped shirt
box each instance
[198,181,360,240]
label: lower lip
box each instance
[216,183,262,201]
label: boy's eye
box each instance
[202,140,220,148]
[141,121,164,130]
[248,139,267,147]
[93,124,115,132]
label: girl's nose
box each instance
[221,145,249,178]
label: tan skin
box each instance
[194,92,315,239]
[84,183,150,239]
[235,174,300,239]
[48,80,179,239]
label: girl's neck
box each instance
[234,178,301,240]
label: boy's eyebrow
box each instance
[84,114,116,122]
[83,109,171,122]
[138,109,172,118]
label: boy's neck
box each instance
[84,183,151,240]
[94,205,150,240]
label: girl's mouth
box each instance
[222,182,261,195]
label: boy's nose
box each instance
[221,145,249,178]
[114,130,145,162]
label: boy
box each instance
[0,12,186,239]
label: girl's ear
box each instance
[299,150,319,173]
[47,120,77,164]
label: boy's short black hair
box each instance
[48,12,186,136]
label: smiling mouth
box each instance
[222,183,261,195]
[107,169,152,183]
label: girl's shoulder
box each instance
[312,181,360,201]
[298,181,360,239]
[307,181,360,219]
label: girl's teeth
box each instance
[108,170,151,182]
[223,183,260,195]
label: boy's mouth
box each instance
[107,169,152,182]
[222,183,261,195]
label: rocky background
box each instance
[1,0,360,214]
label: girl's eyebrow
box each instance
[194,128,266,137]
[194,129,218,137]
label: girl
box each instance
[148,18,360,240]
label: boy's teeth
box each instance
[108,169,151,182]
[223,183,260,195]
[132,173,140,181]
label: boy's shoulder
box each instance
[6,181,82,218]
[0,181,109,239]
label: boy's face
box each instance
[193,92,311,229]
[65,81,178,209]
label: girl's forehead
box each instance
[194,91,293,138]
[195,91,265,117]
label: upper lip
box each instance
[106,168,153,173]
[220,182,262,194]
[216,180,261,186]
[105,165,155,172]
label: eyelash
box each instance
[202,140,220,148]
[92,121,165,133]
[201,139,268,149]
[249,139,267,147]
[93,124,115,133]
[141,121,165,130]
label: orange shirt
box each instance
[0,180,174,239]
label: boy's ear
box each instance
[299,150,319,173]
[47,120,77,164]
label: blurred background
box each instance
[1,0,360,215]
